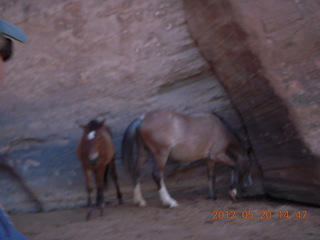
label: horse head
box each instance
[80,119,105,164]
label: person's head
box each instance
[0,19,27,85]
[0,36,12,61]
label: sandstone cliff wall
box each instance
[183,0,320,205]
[1,0,319,212]
[0,0,240,212]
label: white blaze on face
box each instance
[87,130,99,162]
[87,131,96,140]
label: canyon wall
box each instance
[0,0,241,212]
[1,0,319,212]
[183,0,320,205]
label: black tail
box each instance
[121,118,143,182]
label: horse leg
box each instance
[94,167,106,217]
[84,168,94,220]
[152,151,178,208]
[230,168,239,201]
[216,152,238,201]
[109,159,123,204]
[206,160,217,200]
[132,139,148,207]
[238,155,252,191]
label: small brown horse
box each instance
[77,120,122,220]
[122,109,251,208]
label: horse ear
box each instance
[98,120,105,128]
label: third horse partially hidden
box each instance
[122,109,251,208]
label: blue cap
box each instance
[0,19,27,42]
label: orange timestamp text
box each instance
[211,210,308,220]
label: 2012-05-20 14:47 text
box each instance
[211,210,308,220]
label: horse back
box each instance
[139,110,237,161]
[141,109,230,141]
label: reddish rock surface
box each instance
[0,0,243,212]
[1,0,319,212]
[183,0,320,205]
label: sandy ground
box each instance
[9,165,320,240]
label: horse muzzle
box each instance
[89,152,99,164]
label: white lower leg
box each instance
[229,188,237,201]
[133,183,146,207]
[230,170,238,201]
[159,179,178,208]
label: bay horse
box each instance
[122,109,251,208]
[77,120,122,220]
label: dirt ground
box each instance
[9,166,320,240]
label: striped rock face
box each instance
[184,0,320,206]
[0,0,238,212]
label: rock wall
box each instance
[2,0,318,212]
[183,0,320,205]
[0,0,241,212]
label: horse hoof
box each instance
[86,208,94,221]
[207,195,217,201]
[99,209,104,217]
[163,200,179,208]
[36,202,44,212]
[169,202,179,208]
[229,189,237,202]
[134,199,147,207]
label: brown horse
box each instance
[122,109,251,208]
[77,120,122,220]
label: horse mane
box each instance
[87,120,100,131]
[86,119,113,136]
